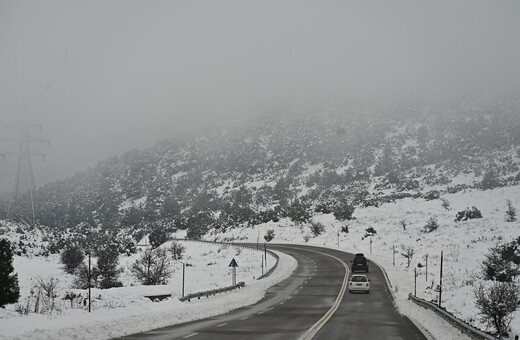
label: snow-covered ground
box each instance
[213,185,520,339]
[0,240,296,340]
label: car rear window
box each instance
[354,257,366,264]
[351,276,367,282]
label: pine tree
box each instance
[0,239,20,307]
[60,245,85,274]
[95,238,122,289]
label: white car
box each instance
[348,274,370,294]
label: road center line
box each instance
[278,246,350,340]
[183,333,199,339]
[217,323,228,327]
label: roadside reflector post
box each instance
[229,258,238,286]
[414,267,417,297]
[425,254,429,282]
[370,236,373,255]
[264,242,267,268]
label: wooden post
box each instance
[392,245,395,266]
[88,253,91,313]
[439,251,443,307]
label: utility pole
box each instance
[88,253,92,313]
[261,255,264,276]
[182,263,185,298]
[392,245,396,266]
[370,236,373,255]
[2,103,49,224]
[439,251,444,307]
[337,232,340,248]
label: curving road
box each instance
[121,244,427,340]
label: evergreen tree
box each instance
[60,245,85,274]
[286,198,311,224]
[481,168,500,190]
[332,198,355,221]
[0,239,20,307]
[148,224,169,249]
[95,238,122,289]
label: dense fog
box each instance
[1,0,520,192]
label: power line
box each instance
[2,101,49,224]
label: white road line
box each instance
[183,333,199,339]
[287,296,292,300]
[291,247,350,340]
[258,311,264,315]
[240,316,249,320]
[270,307,275,310]
[217,323,228,327]
[280,301,285,305]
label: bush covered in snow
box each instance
[455,206,483,221]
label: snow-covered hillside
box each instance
[212,185,520,338]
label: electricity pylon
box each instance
[2,103,49,224]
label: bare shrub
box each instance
[440,198,451,210]
[401,245,415,268]
[399,219,407,230]
[474,281,519,336]
[505,199,516,222]
[19,276,62,315]
[131,248,172,285]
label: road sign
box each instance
[229,258,238,267]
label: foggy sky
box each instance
[1,0,520,193]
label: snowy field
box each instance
[213,185,520,339]
[0,239,296,339]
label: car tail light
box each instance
[349,282,352,286]
[366,283,369,286]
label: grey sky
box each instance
[1,0,519,193]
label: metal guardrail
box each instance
[171,238,280,302]
[171,238,280,280]
[408,294,497,340]
[180,282,245,302]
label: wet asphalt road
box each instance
[120,244,427,340]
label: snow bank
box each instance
[0,242,296,340]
